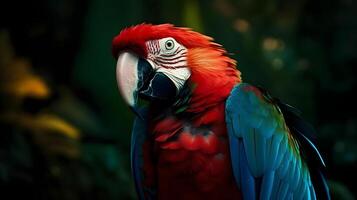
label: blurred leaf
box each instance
[1,112,81,158]
[0,31,50,101]
[2,113,80,140]
[0,59,50,100]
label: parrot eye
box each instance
[165,39,174,50]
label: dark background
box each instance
[0,0,356,199]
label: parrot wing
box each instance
[225,83,330,200]
[131,109,156,200]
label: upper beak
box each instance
[116,51,154,108]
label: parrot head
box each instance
[112,23,241,113]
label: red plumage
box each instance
[112,24,212,58]
[113,24,242,199]
[151,103,241,200]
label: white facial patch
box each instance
[156,65,191,90]
[145,37,191,92]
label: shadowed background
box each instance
[0,0,356,199]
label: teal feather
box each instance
[259,171,275,199]
[267,133,283,170]
[270,175,281,199]
[287,158,296,186]
[227,124,241,188]
[306,186,312,200]
[274,137,288,170]
[311,186,317,200]
[277,181,289,199]
[295,181,306,200]
[292,159,302,190]
[226,83,329,199]
[255,129,267,176]
[239,139,256,200]
[243,128,259,176]
[277,152,290,178]
[258,116,277,138]
[233,114,243,137]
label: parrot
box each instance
[112,23,330,200]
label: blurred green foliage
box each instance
[0,0,356,199]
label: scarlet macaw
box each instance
[112,24,330,200]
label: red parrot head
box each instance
[112,23,241,113]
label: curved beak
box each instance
[116,51,178,113]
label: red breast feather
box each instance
[151,103,241,200]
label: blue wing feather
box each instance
[238,139,256,200]
[131,108,156,200]
[227,123,241,187]
[260,170,275,199]
[226,83,330,200]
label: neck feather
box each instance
[186,47,241,113]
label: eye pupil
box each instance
[167,42,172,47]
